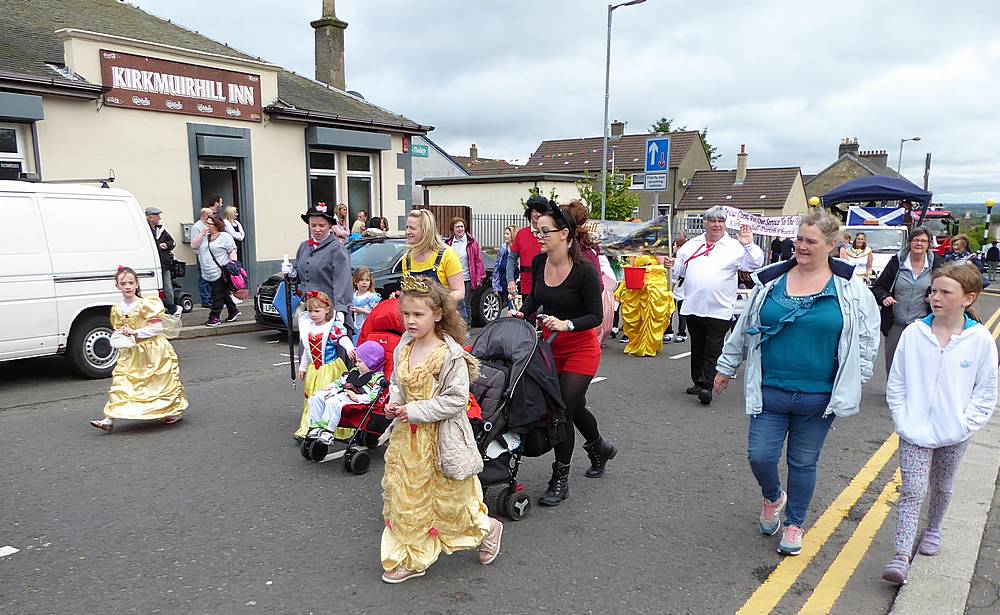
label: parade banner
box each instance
[99,50,263,122]
[722,206,800,238]
[592,215,673,255]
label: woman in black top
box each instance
[513,200,616,506]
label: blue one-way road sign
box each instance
[645,137,670,173]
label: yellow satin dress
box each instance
[103,297,188,420]
[614,255,675,357]
[381,341,491,573]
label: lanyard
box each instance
[684,241,716,266]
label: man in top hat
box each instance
[146,207,183,316]
[281,203,354,330]
[506,194,549,298]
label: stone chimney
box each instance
[734,144,748,185]
[858,149,889,173]
[610,120,625,139]
[470,144,478,160]
[838,137,859,159]
[311,0,348,90]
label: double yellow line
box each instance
[737,304,1000,614]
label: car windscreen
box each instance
[852,228,907,253]
[350,241,405,270]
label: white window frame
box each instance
[308,149,339,207]
[343,151,375,218]
[0,123,27,166]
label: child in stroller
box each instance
[302,341,386,446]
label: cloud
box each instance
[131,0,1000,202]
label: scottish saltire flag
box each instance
[846,206,905,226]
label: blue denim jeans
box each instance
[199,276,212,305]
[747,386,835,527]
[458,280,472,326]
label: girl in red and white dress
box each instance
[294,291,355,440]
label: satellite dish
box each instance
[347,90,366,100]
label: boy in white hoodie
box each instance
[883,263,998,584]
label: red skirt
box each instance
[543,327,601,377]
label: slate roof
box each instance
[804,154,902,187]
[0,0,426,132]
[525,131,701,174]
[677,167,802,211]
[451,156,524,175]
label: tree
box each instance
[648,117,721,166]
[520,186,559,212]
[575,170,639,221]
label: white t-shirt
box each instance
[451,236,470,281]
[672,233,765,320]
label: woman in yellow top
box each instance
[401,209,465,304]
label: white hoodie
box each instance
[886,315,998,448]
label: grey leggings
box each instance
[894,437,970,555]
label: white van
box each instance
[0,181,162,378]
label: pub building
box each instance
[0,0,429,288]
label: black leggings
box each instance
[554,372,601,464]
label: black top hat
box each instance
[524,194,550,220]
[301,202,338,224]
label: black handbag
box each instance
[879,274,897,337]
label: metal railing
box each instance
[472,212,523,248]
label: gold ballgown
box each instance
[380,341,490,573]
[103,297,188,420]
[614,254,675,357]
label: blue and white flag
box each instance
[846,206,905,226]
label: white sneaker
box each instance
[173,306,183,316]
[230,295,244,305]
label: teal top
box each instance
[758,275,843,393]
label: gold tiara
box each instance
[400,275,432,294]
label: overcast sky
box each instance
[131,0,998,203]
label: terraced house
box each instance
[0,0,428,288]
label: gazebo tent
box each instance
[822,176,933,213]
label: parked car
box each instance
[0,181,163,378]
[254,236,501,330]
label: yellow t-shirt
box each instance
[403,248,462,289]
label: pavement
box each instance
[175,301,264,339]
[1,297,999,613]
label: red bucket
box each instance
[623,266,645,290]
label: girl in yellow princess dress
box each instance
[378,276,503,584]
[294,291,355,440]
[90,266,188,432]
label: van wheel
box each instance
[67,314,118,379]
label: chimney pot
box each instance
[735,144,748,185]
[311,0,348,90]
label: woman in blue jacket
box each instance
[714,209,880,556]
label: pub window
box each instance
[309,150,337,210]
[0,123,26,180]
[345,153,374,224]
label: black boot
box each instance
[583,437,617,478]
[538,461,570,506]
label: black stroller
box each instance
[470,318,567,521]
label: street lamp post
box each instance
[985,199,996,245]
[896,136,922,178]
[600,0,646,222]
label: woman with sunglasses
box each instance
[511,201,616,506]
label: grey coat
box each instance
[292,236,353,328]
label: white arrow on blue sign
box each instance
[645,137,670,173]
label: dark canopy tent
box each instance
[822,176,933,217]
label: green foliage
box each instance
[648,117,721,166]
[520,186,559,211]
[575,171,639,221]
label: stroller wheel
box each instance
[300,439,312,459]
[491,486,512,518]
[506,491,531,521]
[308,439,329,462]
[346,450,370,475]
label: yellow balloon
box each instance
[987,199,996,208]
[808,196,820,206]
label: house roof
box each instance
[418,172,586,186]
[525,130,701,174]
[450,156,524,175]
[804,154,901,186]
[0,0,426,132]
[677,167,802,210]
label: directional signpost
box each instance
[644,137,669,191]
